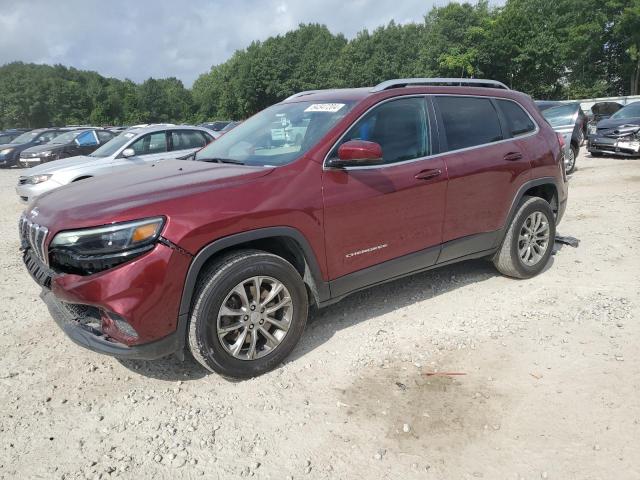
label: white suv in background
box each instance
[16,125,214,203]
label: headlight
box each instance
[0,148,14,156]
[39,150,52,157]
[26,174,52,185]
[588,125,597,134]
[49,217,164,274]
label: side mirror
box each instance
[329,140,383,168]
[122,148,135,158]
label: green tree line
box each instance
[1,0,638,128]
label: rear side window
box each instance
[171,130,207,150]
[97,131,114,143]
[435,96,503,151]
[332,97,430,165]
[497,100,535,137]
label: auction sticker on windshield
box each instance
[304,103,345,113]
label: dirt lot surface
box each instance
[1,152,639,480]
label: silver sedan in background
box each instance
[16,125,214,203]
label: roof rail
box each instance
[371,78,509,92]
[284,90,327,101]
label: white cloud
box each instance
[0,0,504,86]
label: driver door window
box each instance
[130,132,168,155]
[331,97,430,165]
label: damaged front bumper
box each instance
[588,130,640,157]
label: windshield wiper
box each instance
[197,157,245,165]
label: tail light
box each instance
[557,133,565,149]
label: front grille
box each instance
[19,215,49,266]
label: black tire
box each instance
[566,145,578,174]
[187,250,308,378]
[493,196,556,279]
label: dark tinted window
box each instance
[171,130,208,150]
[497,100,535,137]
[333,97,429,164]
[436,96,503,151]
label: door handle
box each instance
[504,152,523,161]
[415,168,442,180]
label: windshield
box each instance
[195,101,355,167]
[541,104,579,128]
[610,102,640,120]
[50,130,82,144]
[12,131,39,143]
[89,131,137,157]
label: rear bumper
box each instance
[42,289,183,360]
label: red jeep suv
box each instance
[20,78,567,378]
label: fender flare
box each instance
[495,176,561,248]
[177,226,329,317]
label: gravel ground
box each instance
[1,152,639,480]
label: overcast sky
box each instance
[0,0,504,87]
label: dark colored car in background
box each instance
[537,102,584,173]
[0,129,32,145]
[0,128,65,168]
[19,78,567,379]
[587,101,640,157]
[19,128,116,167]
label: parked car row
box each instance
[17,78,569,378]
[16,125,215,202]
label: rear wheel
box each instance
[493,196,556,279]
[187,250,308,378]
[565,145,578,174]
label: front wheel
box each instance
[493,196,556,279]
[187,250,308,378]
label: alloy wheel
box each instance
[216,276,293,360]
[518,211,550,266]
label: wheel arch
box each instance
[178,227,329,318]
[496,177,559,248]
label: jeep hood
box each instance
[28,159,274,234]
